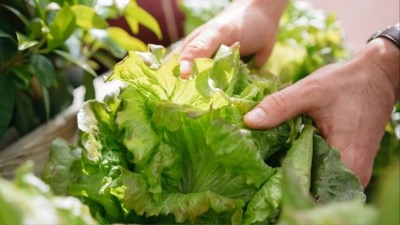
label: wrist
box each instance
[362,38,400,102]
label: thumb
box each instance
[244,81,317,129]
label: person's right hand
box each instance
[173,0,288,78]
[244,38,400,186]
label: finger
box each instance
[244,79,321,129]
[179,60,193,79]
[178,30,228,79]
[164,27,203,63]
[170,26,203,55]
[254,38,275,67]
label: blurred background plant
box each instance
[0,0,161,146]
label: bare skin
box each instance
[175,0,400,186]
[174,0,288,79]
[244,38,399,186]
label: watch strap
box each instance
[368,23,400,48]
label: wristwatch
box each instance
[368,23,400,48]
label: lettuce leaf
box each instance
[277,132,370,225]
[311,135,366,203]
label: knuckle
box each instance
[185,39,209,54]
[266,92,288,114]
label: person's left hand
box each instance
[172,0,288,78]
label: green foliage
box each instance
[124,0,162,39]
[30,54,56,87]
[373,160,400,225]
[2,1,395,224]
[0,162,98,225]
[277,136,375,225]
[0,0,161,139]
[42,45,364,224]
[267,0,348,83]
[0,76,15,137]
[47,4,76,50]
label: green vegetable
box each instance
[278,136,376,225]
[284,120,315,194]
[42,44,364,224]
[0,162,97,225]
[311,135,366,203]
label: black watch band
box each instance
[368,23,400,48]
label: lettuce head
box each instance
[42,44,364,224]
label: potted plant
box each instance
[0,0,162,176]
[0,0,161,147]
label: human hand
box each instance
[173,0,288,78]
[244,38,400,186]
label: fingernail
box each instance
[180,61,192,78]
[245,108,267,124]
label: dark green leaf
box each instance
[41,86,50,121]
[47,74,74,118]
[0,4,29,26]
[311,135,365,203]
[0,9,17,66]
[83,71,95,101]
[0,75,15,138]
[0,29,13,39]
[9,64,33,89]
[0,37,17,70]
[13,90,40,136]
[30,54,56,87]
[47,4,76,50]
